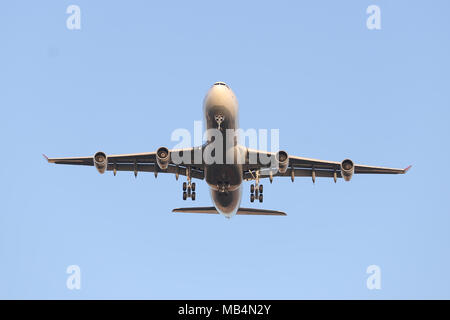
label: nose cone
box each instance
[209,82,229,96]
[204,82,236,108]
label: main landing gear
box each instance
[250,183,263,203]
[182,181,196,201]
[249,170,263,203]
[182,167,196,201]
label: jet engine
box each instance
[275,151,289,174]
[156,147,170,170]
[94,151,107,174]
[340,159,354,181]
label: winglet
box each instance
[42,154,49,162]
[404,165,412,173]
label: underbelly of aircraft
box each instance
[205,163,242,191]
[205,163,243,217]
[210,187,242,217]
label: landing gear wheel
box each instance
[259,194,263,203]
[250,184,255,193]
[191,192,196,201]
[191,182,196,192]
[250,193,255,203]
[183,182,187,191]
[183,192,187,200]
[259,184,263,193]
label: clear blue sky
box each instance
[1,0,449,299]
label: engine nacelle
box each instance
[156,147,170,170]
[275,150,289,174]
[340,159,354,181]
[94,151,107,174]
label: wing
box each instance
[44,147,205,180]
[242,148,411,181]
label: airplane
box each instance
[44,81,411,218]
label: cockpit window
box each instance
[214,82,229,88]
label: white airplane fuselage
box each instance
[203,83,243,218]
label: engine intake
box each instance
[156,147,170,170]
[340,159,354,181]
[94,151,107,174]
[275,150,289,174]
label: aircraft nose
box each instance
[203,81,236,115]
[206,82,229,102]
[209,82,231,94]
[213,81,228,87]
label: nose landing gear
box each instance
[214,113,225,130]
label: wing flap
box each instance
[248,168,343,180]
[107,152,156,163]
[107,164,204,179]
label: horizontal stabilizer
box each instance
[237,208,286,216]
[172,207,286,216]
[172,207,218,214]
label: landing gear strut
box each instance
[250,170,263,203]
[182,167,196,201]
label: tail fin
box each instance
[172,207,286,216]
